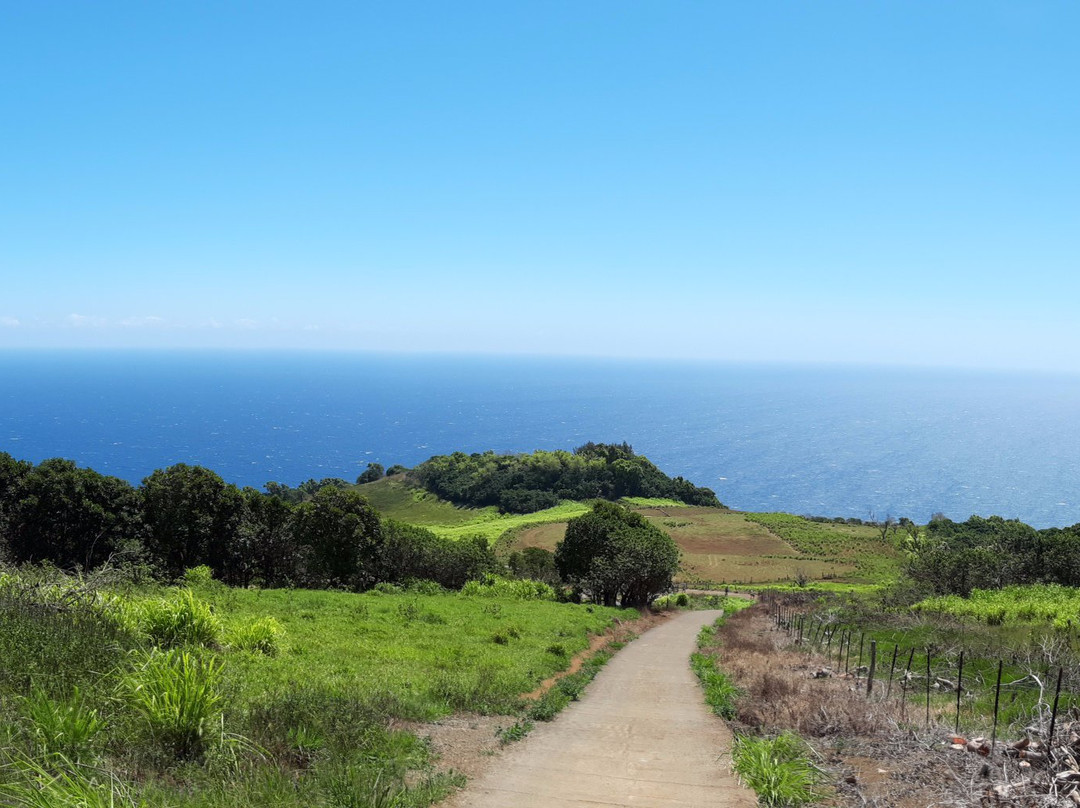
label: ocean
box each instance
[3,350,1080,528]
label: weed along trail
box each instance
[444,610,756,808]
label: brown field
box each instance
[507,506,858,586]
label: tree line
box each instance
[0,454,498,590]
[904,514,1080,596]
[410,442,721,513]
[0,453,683,606]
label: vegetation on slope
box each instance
[410,442,721,513]
[742,512,902,583]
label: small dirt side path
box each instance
[443,610,756,808]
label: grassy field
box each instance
[355,476,480,526]
[0,569,635,808]
[360,479,901,587]
[741,513,903,583]
[357,477,590,542]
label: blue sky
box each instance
[2,2,1077,369]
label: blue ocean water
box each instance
[3,350,1080,528]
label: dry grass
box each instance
[711,609,889,738]
[708,604,1031,808]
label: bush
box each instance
[460,574,556,601]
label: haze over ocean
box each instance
[3,351,1079,528]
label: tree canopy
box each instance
[555,501,680,607]
[412,443,721,513]
[905,514,1080,595]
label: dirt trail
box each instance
[443,610,756,808]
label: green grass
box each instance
[0,569,636,808]
[424,502,591,542]
[742,513,903,583]
[913,584,1080,629]
[353,477,480,526]
[618,497,690,508]
[357,477,592,543]
[688,603,752,718]
[732,732,823,807]
[690,652,741,719]
[177,584,634,725]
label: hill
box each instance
[407,443,721,513]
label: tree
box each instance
[238,487,300,587]
[6,458,143,569]
[356,463,385,485]
[555,501,680,607]
[292,487,382,589]
[141,464,245,581]
[508,547,560,586]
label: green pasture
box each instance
[0,571,634,808]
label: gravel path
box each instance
[444,609,756,807]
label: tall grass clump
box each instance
[227,616,284,655]
[732,732,823,807]
[0,756,142,808]
[124,647,223,759]
[128,589,222,648]
[22,687,106,763]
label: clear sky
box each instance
[2,2,1077,369]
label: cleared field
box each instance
[508,507,860,585]
[359,482,900,585]
[357,477,590,541]
[356,476,479,525]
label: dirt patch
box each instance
[392,713,508,784]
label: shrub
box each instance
[460,574,555,601]
[124,647,223,760]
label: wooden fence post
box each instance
[885,644,899,700]
[867,640,877,698]
[991,659,1003,754]
[955,650,964,735]
[1049,666,1064,751]
[925,649,932,727]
